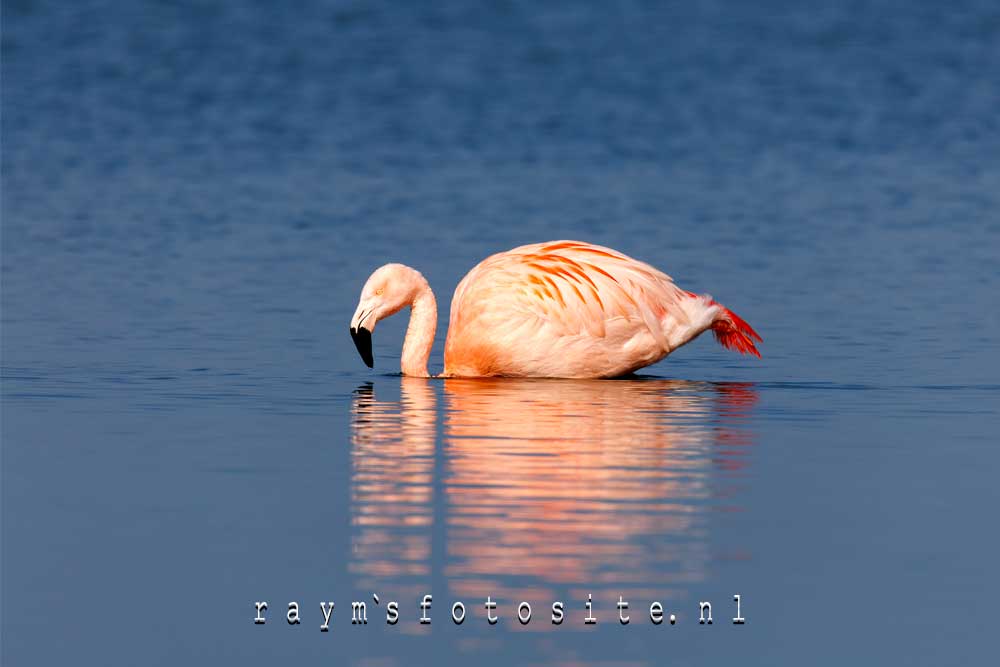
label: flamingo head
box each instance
[350,263,422,368]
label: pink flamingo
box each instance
[349,240,761,378]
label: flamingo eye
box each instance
[375,287,384,296]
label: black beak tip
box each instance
[350,326,374,368]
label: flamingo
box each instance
[349,240,761,378]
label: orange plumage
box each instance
[351,240,761,378]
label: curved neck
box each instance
[401,278,437,378]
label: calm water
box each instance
[3,1,999,664]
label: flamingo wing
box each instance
[459,241,687,332]
[445,241,697,376]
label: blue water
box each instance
[3,1,999,664]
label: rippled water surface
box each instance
[3,1,999,665]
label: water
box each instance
[2,0,999,664]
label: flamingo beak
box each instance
[351,299,378,369]
[350,325,374,368]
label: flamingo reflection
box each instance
[349,378,757,624]
[349,378,437,601]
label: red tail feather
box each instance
[710,301,762,358]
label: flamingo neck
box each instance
[401,279,437,378]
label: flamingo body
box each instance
[350,240,761,378]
